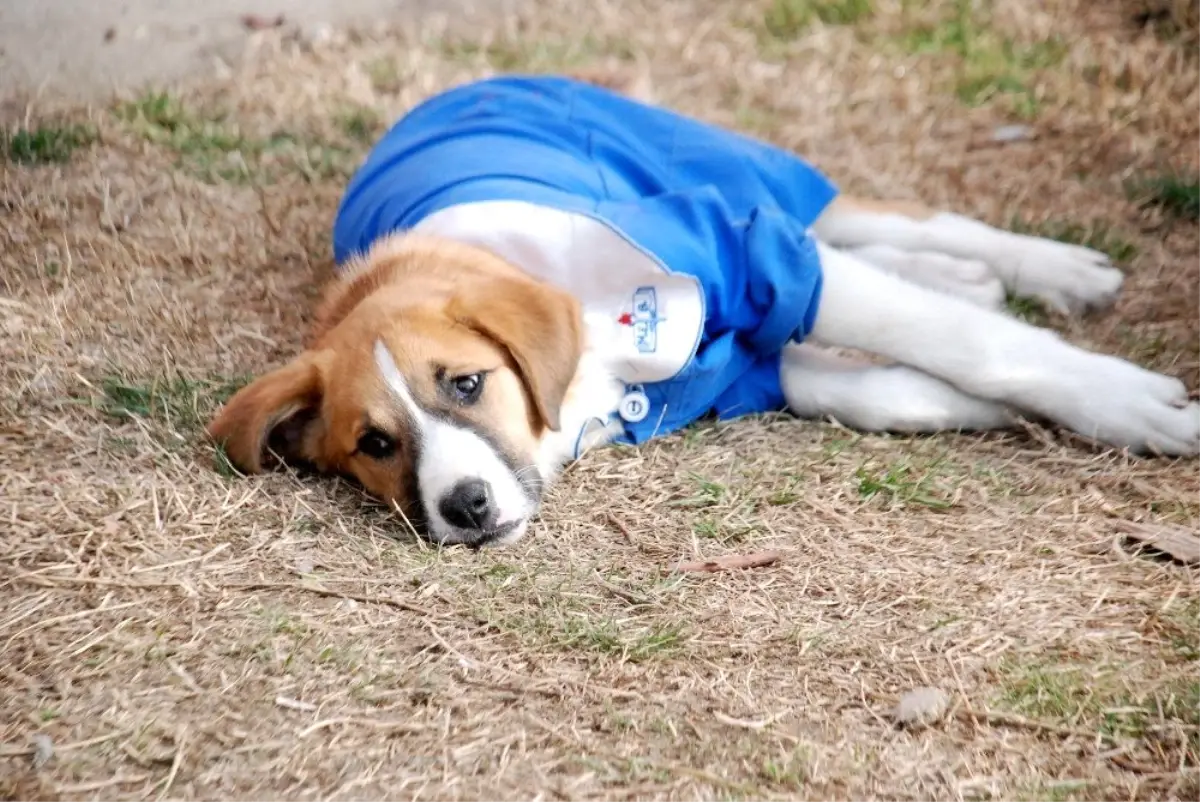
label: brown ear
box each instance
[206,351,329,473]
[449,275,583,432]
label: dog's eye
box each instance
[450,373,484,404]
[356,428,396,460]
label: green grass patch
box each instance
[4,123,98,165]
[999,662,1094,721]
[499,610,688,661]
[337,106,384,144]
[1008,217,1138,264]
[1159,597,1200,663]
[93,373,250,431]
[115,90,358,183]
[118,92,244,161]
[1005,295,1051,326]
[559,617,686,660]
[762,0,874,41]
[1128,171,1200,220]
[1156,678,1200,729]
[692,514,761,544]
[766,476,802,506]
[116,91,260,182]
[365,57,404,94]
[667,473,728,509]
[212,443,241,478]
[758,747,811,790]
[994,658,1199,746]
[855,459,955,510]
[900,0,1066,117]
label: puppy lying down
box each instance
[208,73,1199,547]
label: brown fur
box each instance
[205,72,941,519]
[207,234,583,512]
[827,195,937,221]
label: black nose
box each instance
[438,478,497,531]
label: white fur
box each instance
[373,340,536,545]
[845,244,1005,310]
[415,200,706,385]
[802,243,1199,455]
[535,348,626,482]
[548,207,1199,462]
[384,196,1197,546]
[780,343,1014,433]
[812,208,1125,314]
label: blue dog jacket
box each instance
[333,75,839,447]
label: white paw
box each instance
[1043,354,1199,456]
[997,235,1125,315]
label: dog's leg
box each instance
[781,343,1015,433]
[811,196,1125,314]
[802,243,1199,456]
[843,244,1005,309]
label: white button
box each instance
[619,390,650,423]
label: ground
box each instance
[1,0,1198,800]
[0,0,483,105]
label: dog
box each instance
[207,73,1200,548]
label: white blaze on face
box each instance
[373,340,533,545]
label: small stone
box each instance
[990,124,1035,143]
[298,22,334,50]
[31,733,54,769]
[893,686,950,728]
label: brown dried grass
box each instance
[2,0,1198,799]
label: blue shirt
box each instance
[333,74,839,445]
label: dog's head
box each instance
[207,236,583,547]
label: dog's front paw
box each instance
[1052,355,1199,456]
[999,236,1125,315]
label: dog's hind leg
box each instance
[840,244,1006,309]
[811,196,1125,315]
[800,243,1198,456]
[781,344,1015,433]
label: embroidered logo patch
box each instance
[617,286,664,354]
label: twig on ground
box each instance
[54,775,150,794]
[954,706,1102,740]
[593,572,653,606]
[673,550,782,574]
[604,511,635,545]
[228,581,441,617]
[297,717,428,738]
[1111,519,1200,564]
[275,696,318,712]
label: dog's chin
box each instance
[427,518,530,549]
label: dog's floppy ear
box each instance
[207,351,329,473]
[449,274,583,432]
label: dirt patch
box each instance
[1,0,1198,799]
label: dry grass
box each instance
[1,0,1198,799]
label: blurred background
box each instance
[0,0,509,104]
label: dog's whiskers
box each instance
[513,464,545,496]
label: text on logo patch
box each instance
[617,286,664,355]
